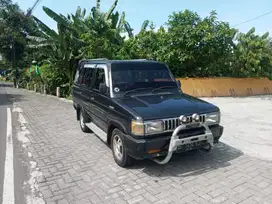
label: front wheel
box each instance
[201,143,213,152]
[79,109,91,133]
[111,129,134,167]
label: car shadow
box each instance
[0,83,26,106]
[130,142,243,178]
[0,82,13,87]
[0,93,26,106]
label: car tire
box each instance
[111,129,134,168]
[79,108,91,133]
[201,143,212,152]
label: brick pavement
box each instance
[7,87,272,204]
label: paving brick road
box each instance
[5,87,272,204]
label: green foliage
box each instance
[156,10,238,77]
[30,6,86,87]
[0,0,11,9]
[232,27,272,78]
[0,4,26,62]
[29,0,132,86]
[0,0,40,87]
[117,22,164,60]
[39,64,69,96]
[79,0,130,59]
[118,10,241,78]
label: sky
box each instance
[15,0,272,35]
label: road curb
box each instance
[18,88,73,104]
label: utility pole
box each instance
[13,41,18,88]
[10,37,17,87]
[26,0,42,17]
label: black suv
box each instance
[72,59,223,167]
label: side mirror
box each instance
[99,83,108,94]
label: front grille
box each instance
[163,118,180,131]
[163,114,206,131]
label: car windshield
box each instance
[111,62,177,93]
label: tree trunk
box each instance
[13,78,16,87]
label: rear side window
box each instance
[74,69,80,84]
[74,64,83,85]
[74,63,96,86]
[75,68,85,85]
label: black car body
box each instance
[72,59,224,167]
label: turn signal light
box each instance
[148,149,161,154]
[131,120,144,135]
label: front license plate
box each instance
[186,123,200,128]
[176,141,204,152]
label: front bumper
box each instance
[123,124,223,160]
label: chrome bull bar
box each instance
[152,123,214,165]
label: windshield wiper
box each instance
[124,87,153,97]
[152,86,177,93]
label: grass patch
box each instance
[66,95,72,100]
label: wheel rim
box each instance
[80,112,85,128]
[113,134,123,161]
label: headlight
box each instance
[206,112,220,125]
[145,120,164,134]
[131,120,164,135]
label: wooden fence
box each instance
[176,77,272,97]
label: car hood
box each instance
[116,92,219,120]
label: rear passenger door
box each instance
[80,63,96,118]
[91,64,110,132]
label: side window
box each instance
[93,68,105,90]
[81,68,94,87]
[79,63,95,87]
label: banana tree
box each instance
[29,0,133,87]
[30,6,86,87]
[80,0,133,58]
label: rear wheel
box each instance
[111,129,134,167]
[79,109,91,133]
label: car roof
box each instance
[80,59,166,66]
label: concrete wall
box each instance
[176,77,272,97]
